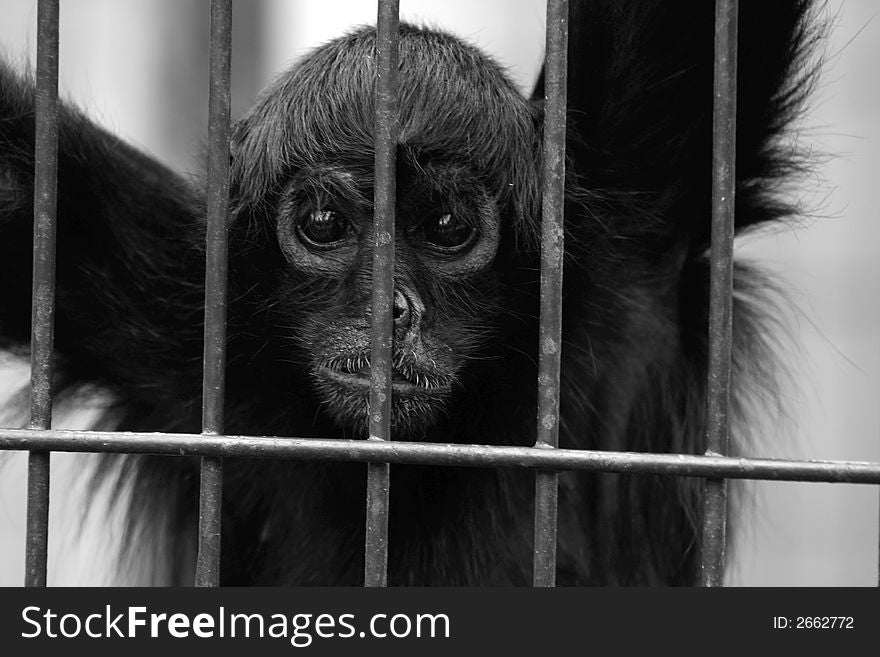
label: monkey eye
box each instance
[420,213,475,252]
[297,209,348,247]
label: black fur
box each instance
[0,1,819,585]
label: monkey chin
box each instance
[311,366,452,438]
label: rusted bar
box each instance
[195,0,232,588]
[533,0,569,588]
[25,0,60,589]
[701,0,739,588]
[196,456,224,586]
[4,428,879,485]
[364,0,399,588]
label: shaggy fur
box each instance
[0,1,819,585]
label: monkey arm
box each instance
[533,0,818,258]
[0,62,205,404]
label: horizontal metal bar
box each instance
[1,428,878,484]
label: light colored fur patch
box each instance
[0,355,174,586]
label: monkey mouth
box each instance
[319,368,445,396]
[311,358,454,435]
[315,353,453,396]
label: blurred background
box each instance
[0,0,876,585]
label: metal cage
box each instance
[1,0,878,588]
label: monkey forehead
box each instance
[230,25,538,200]
[301,24,531,142]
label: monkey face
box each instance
[271,162,506,437]
[227,27,539,437]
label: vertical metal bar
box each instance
[532,0,568,588]
[25,0,60,589]
[364,0,399,588]
[195,0,232,588]
[701,0,738,588]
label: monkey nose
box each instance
[393,289,411,329]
